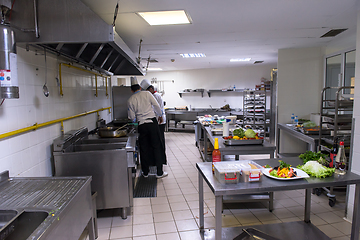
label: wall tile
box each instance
[0,47,112,177]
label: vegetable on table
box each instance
[233,128,245,138]
[303,121,317,128]
[297,161,334,178]
[269,160,297,178]
[245,129,256,138]
[299,151,329,164]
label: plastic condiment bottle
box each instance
[212,138,221,174]
[335,141,347,175]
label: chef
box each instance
[127,77,168,179]
[140,79,167,152]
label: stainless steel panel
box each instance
[71,143,126,152]
[223,139,263,146]
[53,149,130,210]
[112,86,133,120]
[10,0,144,76]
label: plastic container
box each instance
[213,162,241,184]
[214,161,263,183]
[225,116,237,124]
[223,122,230,137]
[294,116,298,126]
[291,113,294,124]
[239,161,263,182]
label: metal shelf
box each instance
[243,89,267,137]
[207,89,244,97]
[177,91,205,98]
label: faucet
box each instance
[209,105,213,110]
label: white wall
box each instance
[0,47,112,177]
[135,64,276,110]
[346,6,360,222]
[277,47,324,153]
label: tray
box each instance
[234,228,280,240]
[223,139,263,145]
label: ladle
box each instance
[43,48,49,97]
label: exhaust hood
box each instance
[9,0,144,76]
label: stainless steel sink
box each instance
[0,210,48,240]
[0,210,17,229]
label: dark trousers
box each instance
[159,124,166,154]
[138,121,166,176]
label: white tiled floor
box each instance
[95,132,352,240]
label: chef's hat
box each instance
[130,76,138,86]
[140,79,151,90]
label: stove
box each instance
[52,127,138,219]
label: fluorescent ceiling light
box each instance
[138,10,191,26]
[147,68,163,71]
[230,58,251,62]
[180,53,206,58]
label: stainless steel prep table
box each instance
[277,123,319,155]
[202,126,276,162]
[197,157,360,240]
[0,171,95,240]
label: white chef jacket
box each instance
[128,90,162,125]
[152,92,166,125]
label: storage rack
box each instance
[243,89,267,137]
[318,86,354,206]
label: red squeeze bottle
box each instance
[212,138,221,174]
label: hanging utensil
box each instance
[137,38,143,64]
[43,48,49,97]
[112,1,119,27]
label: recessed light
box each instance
[180,53,206,58]
[137,10,191,26]
[230,58,251,62]
[147,68,163,71]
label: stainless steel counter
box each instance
[197,157,360,240]
[0,171,95,240]
[277,123,319,155]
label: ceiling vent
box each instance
[320,29,348,38]
[254,61,264,64]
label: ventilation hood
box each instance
[9,0,144,76]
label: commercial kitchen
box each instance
[0,0,360,239]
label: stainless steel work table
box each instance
[277,123,319,154]
[203,126,276,162]
[197,157,360,240]
[0,171,95,240]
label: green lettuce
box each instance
[297,161,334,178]
[245,129,256,138]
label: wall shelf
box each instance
[178,91,205,98]
[207,89,244,97]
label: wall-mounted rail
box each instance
[0,107,111,140]
[59,63,109,97]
